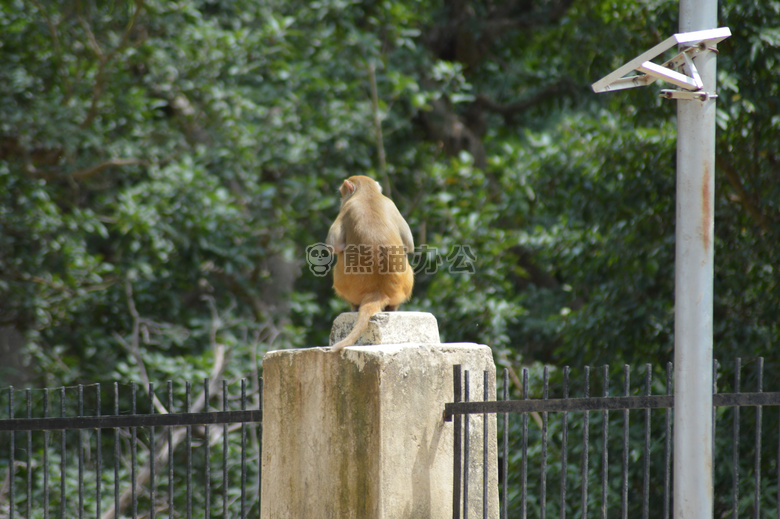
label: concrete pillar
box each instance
[261,312,498,519]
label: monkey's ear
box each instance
[339,179,356,198]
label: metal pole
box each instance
[674,0,717,516]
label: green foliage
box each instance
[1,0,779,516]
[0,0,778,390]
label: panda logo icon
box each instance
[306,243,335,277]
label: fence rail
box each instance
[446,391,780,419]
[449,359,780,519]
[0,410,262,432]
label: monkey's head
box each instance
[340,175,382,203]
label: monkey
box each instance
[325,175,414,351]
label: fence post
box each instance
[260,311,498,519]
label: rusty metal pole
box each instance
[673,0,718,516]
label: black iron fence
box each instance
[7,360,778,518]
[0,378,262,519]
[446,359,780,519]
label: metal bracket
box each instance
[659,89,718,101]
[591,27,731,98]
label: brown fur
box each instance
[326,176,414,351]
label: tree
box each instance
[0,0,777,389]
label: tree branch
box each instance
[118,281,169,415]
[80,0,145,129]
[102,310,228,519]
[474,80,575,122]
[496,351,543,429]
[71,158,146,180]
[367,63,391,196]
[716,154,771,232]
[30,0,72,99]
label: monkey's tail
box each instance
[331,292,388,351]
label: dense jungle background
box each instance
[1,1,779,516]
[0,0,777,389]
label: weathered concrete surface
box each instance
[261,315,497,519]
[329,311,441,346]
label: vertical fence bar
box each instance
[26,389,32,519]
[663,363,673,519]
[114,383,120,519]
[621,365,630,519]
[96,384,102,519]
[463,370,470,519]
[186,381,192,519]
[754,358,764,519]
[204,379,211,519]
[60,386,66,519]
[541,367,549,519]
[258,376,263,514]
[43,389,49,519]
[561,366,570,519]
[483,370,489,519]
[222,380,228,519]
[713,359,719,481]
[168,381,174,519]
[581,366,591,519]
[501,368,508,519]
[642,364,652,519]
[149,383,156,519]
[521,368,528,519]
[78,385,84,519]
[601,365,609,519]
[8,387,14,519]
[732,358,741,519]
[131,382,137,519]
[452,364,463,519]
[241,378,248,519]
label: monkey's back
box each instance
[332,195,413,308]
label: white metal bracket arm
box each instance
[591,27,731,99]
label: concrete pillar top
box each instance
[329,311,441,346]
